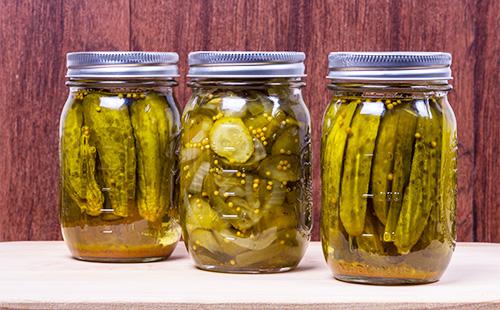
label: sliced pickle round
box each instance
[209,117,254,163]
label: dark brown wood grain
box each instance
[0,0,498,242]
[0,0,65,241]
[0,0,130,241]
[472,0,499,242]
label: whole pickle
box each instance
[61,98,103,216]
[131,93,173,222]
[82,93,136,217]
[61,100,86,206]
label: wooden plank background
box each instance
[0,0,498,242]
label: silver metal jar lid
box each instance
[66,51,179,79]
[188,51,306,78]
[327,52,452,81]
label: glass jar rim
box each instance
[66,79,178,88]
[187,77,305,88]
[327,82,452,92]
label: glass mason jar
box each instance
[180,52,312,273]
[321,52,457,284]
[60,52,181,262]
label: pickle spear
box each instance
[440,99,458,242]
[82,93,136,217]
[61,99,103,216]
[419,101,443,245]
[320,99,358,245]
[383,106,418,242]
[371,106,400,225]
[340,101,383,236]
[356,212,384,254]
[394,101,440,254]
[131,93,172,222]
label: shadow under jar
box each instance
[180,51,312,273]
[60,52,182,262]
[320,52,458,284]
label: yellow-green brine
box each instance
[321,52,457,284]
[60,52,181,262]
[181,51,312,273]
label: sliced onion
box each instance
[189,161,210,193]
[180,147,201,163]
[267,184,286,206]
[220,227,277,251]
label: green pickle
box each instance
[321,95,456,284]
[181,84,311,272]
[339,100,382,236]
[131,93,174,222]
[60,89,181,262]
[61,100,104,217]
[81,93,136,218]
[383,107,418,242]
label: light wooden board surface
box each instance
[0,241,499,309]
